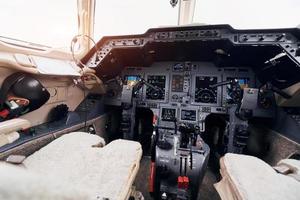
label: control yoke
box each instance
[210,79,242,104]
[209,79,238,88]
[133,78,163,94]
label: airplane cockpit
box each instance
[0,1,299,200]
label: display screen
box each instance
[171,75,184,92]
[161,108,176,121]
[181,109,197,121]
[237,78,249,89]
[124,75,140,86]
[146,75,166,100]
[195,76,218,104]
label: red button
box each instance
[178,176,184,188]
[183,176,189,189]
[0,109,9,118]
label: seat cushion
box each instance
[24,132,142,200]
[0,162,90,200]
[214,153,300,200]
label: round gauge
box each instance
[195,89,217,103]
[147,89,162,100]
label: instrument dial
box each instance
[195,89,217,103]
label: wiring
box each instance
[70,34,98,131]
[70,34,99,69]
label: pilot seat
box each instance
[0,131,142,200]
[215,153,300,200]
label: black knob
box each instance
[258,36,264,41]
[276,34,285,41]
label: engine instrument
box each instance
[171,75,184,92]
[161,108,176,121]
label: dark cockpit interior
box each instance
[78,24,300,199]
[0,21,300,200]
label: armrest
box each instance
[0,118,31,135]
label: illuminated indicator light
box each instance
[153,115,158,125]
[178,176,189,189]
[0,109,9,118]
[178,176,184,188]
[183,176,189,189]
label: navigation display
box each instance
[181,109,197,121]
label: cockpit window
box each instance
[0,0,77,48]
[94,0,178,41]
[193,0,300,29]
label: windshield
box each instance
[0,0,77,48]
[193,0,300,29]
[94,0,300,40]
[0,0,299,48]
[94,0,178,41]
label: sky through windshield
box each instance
[0,0,299,47]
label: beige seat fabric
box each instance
[22,132,142,200]
[277,158,300,181]
[214,153,300,200]
[0,162,90,200]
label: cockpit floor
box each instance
[135,156,221,200]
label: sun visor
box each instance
[31,56,81,76]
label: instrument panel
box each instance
[117,61,255,126]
